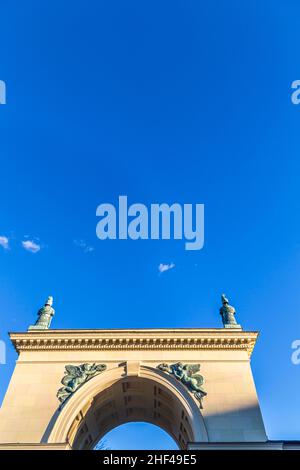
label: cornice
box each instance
[9,328,259,357]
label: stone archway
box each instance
[0,327,269,449]
[47,365,208,450]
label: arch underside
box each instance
[68,377,194,450]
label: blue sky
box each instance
[0,1,300,448]
[98,423,178,450]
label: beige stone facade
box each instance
[0,328,269,449]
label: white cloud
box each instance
[22,240,41,253]
[74,239,94,253]
[158,262,175,274]
[84,245,94,253]
[0,236,9,250]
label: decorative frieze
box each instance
[9,329,258,357]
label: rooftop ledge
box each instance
[9,328,259,357]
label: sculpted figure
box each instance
[220,294,241,328]
[157,362,207,408]
[57,363,107,405]
[28,296,55,330]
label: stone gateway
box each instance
[0,295,298,450]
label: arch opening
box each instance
[69,376,195,450]
[94,422,179,450]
